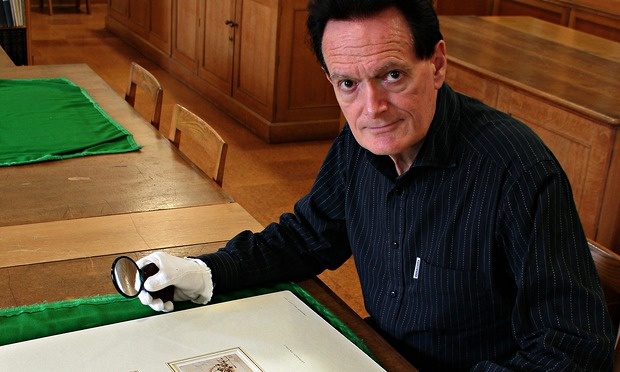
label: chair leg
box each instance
[48,0,53,15]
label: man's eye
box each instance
[339,80,355,90]
[386,71,401,81]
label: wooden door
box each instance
[172,0,201,71]
[149,0,172,54]
[199,0,237,94]
[127,0,150,37]
[231,0,278,119]
[274,0,340,123]
[569,5,620,43]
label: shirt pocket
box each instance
[410,259,491,332]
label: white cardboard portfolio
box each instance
[0,290,384,371]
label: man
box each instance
[136,0,615,370]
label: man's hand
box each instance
[136,252,214,312]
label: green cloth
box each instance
[0,78,140,166]
[0,282,375,361]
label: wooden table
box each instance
[0,63,255,307]
[0,64,234,227]
[0,64,415,370]
[440,16,620,251]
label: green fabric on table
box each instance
[0,282,375,361]
[0,78,140,166]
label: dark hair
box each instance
[307,0,443,72]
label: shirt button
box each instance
[390,291,397,298]
[391,241,399,249]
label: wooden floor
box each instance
[28,4,368,318]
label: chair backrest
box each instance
[124,62,163,130]
[170,104,228,186]
[587,239,620,369]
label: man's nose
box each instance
[363,82,388,118]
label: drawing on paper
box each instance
[168,347,263,372]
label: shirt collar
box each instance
[411,83,459,169]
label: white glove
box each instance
[136,252,214,312]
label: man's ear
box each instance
[431,40,447,89]
[323,67,332,84]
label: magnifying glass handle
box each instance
[141,263,175,303]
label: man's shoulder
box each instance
[455,93,555,172]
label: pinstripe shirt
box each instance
[200,84,614,371]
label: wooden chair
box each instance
[170,104,228,186]
[587,239,620,370]
[41,0,90,15]
[124,62,164,130]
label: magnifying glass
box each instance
[110,256,174,302]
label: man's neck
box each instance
[389,141,424,175]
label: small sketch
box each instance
[168,348,263,372]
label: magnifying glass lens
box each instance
[111,256,175,302]
[111,256,142,298]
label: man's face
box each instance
[322,7,446,161]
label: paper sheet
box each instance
[0,291,384,371]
